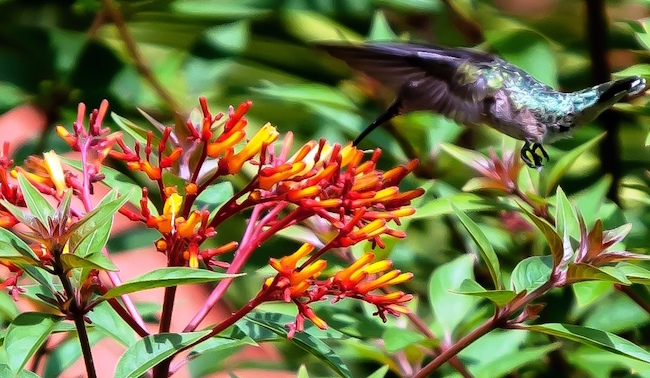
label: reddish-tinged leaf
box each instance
[518,204,564,268]
[591,251,650,265]
[602,223,632,248]
[461,177,507,192]
[564,263,630,285]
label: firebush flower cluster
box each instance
[0,97,423,337]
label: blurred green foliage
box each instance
[2,0,650,377]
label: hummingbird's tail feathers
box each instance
[597,76,647,104]
[353,100,401,146]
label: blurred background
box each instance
[2,0,650,377]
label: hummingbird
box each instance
[317,42,647,168]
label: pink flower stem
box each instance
[183,209,309,332]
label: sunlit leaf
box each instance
[3,312,63,373]
[429,254,478,336]
[114,331,211,378]
[453,279,517,307]
[510,256,553,293]
[382,327,426,353]
[103,268,243,299]
[16,173,54,230]
[60,252,119,272]
[452,205,502,288]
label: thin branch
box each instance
[100,0,186,130]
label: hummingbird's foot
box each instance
[520,142,549,168]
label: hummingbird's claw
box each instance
[521,142,549,169]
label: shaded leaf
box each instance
[43,331,103,378]
[103,268,243,299]
[525,323,650,363]
[413,193,515,219]
[87,302,138,347]
[617,262,650,285]
[0,364,40,378]
[0,226,40,263]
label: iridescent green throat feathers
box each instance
[318,42,647,168]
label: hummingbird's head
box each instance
[574,76,646,124]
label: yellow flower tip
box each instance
[386,304,411,314]
[288,280,311,296]
[269,258,283,273]
[263,277,275,288]
[355,219,387,238]
[374,187,400,202]
[362,260,393,275]
[356,270,400,294]
[43,151,67,196]
[304,307,328,330]
[163,193,183,217]
[386,272,414,286]
[286,186,320,201]
[283,243,314,268]
[178,211,201,238]
[189,252,199,269]
[56,126,76,146]
[208,130,245,158]
[9,169,18,179]
[156,218,173,234]
[141,161,162,180]
[335,252,375,283]
[290,259,327,285]
[226,123,279,174]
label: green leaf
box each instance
[0,364,40,378]
[194,181,234,218]
[565,264,631,285]
[367,366,390,378]
[413,193,514,219]
[382,327,426,353]
[0,200,37,229]
[59,252,119,272]
[440,143,490,171]
[0,228,40,265]
[617,262,650,284]
[554,186,580,242]
[43,331,103,378]
[510,256,553,293]
[103,268,243,299]
[3,312,63,373]
[467,343,561,378]
[68,190,131,255]
[429,254,478,336]
[0,241,39,266]
[281,9,362,43]
[73,216,112,258]
[111,113,149,146]
[519,203,564,268]
[61,157,158,216]
[114,331,211,378]
[452,205,502,288]
[87,302,138,347]
[243,313,352,378]
[572,281,612,309]
[525,323,650,363]
[453,279,517,307]
[20,265,56,295]
[250,83,356,111]
[16,173,54,230]
[541,133,605,196]
[297,365,310,378]
[368,11,397,41]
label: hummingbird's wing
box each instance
[317,42,501,126]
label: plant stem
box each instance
[153,285,178,378]
[55,261,97,378]
[100,0,186,130]
[413,279,554,377]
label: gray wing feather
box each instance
[317,42,496,126]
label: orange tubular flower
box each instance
[224,123,279,174]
